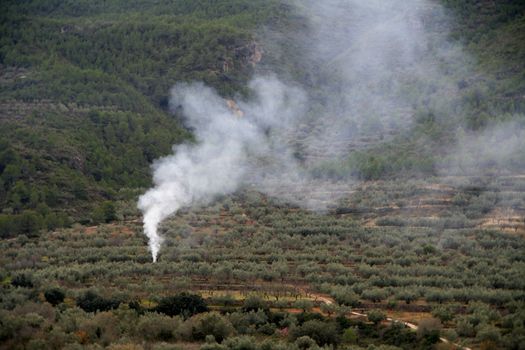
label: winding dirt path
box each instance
[308,291,472,350]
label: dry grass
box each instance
[387,311,433,324]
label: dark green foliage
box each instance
[0,215,16,238]
[136,312,180,342]
[242,296,268,312]
[76,290,120,313]
[295,312,325,326]
[381,322,417,347]
[128,300,143,314]
[16,211,44,237]
[0,210,70,238]
[290,320,340,346]
[11,273,33,288]
[422,330,441,346]
[91,201,117,224]
[189,312,234,343]
[295,336,317,349]
[362,288,389,303]
[422,244,437,255]
[0,1,523,349]
[342,327,358,344]
[432,306,454,323]
[1,189,524,349]
[336,315,353,331]
[331,289,361,307]
[155,293,208,318]
[0,0,523,227]
[44,287,65,306]
[0,0,284,229]
[367,310,386,325]
[441,0,525,42]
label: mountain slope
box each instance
[0,0,524,235]
[0,0,282,234]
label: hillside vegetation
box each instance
[1,0,524,232]
[1,187,524,349]
[0,0,283,233]
[1,1,525,349]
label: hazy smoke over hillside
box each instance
[440,120,525,176]
[138,0,479,262]
[291,0,463,158]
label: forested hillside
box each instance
[1,1,525,350]
[1,0,524,234]
[0,0,283,234]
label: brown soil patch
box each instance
[387,311,433,324]
[83,226,98,235]
[480,208,525,235]
[110,225,135,237]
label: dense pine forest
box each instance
[0,0,524,230]
[0,0,286,232]
[1,0,524,349]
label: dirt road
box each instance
[309,291,472,350]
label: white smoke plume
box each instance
[138,77,306,261]
[138,0,475,261]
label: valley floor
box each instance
[1,176,524,349]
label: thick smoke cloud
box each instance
[138,0,451,262]
[138,77,306,261]
[138,0,514,262]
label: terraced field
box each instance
[2,176,524,349]
[340,176,525,236]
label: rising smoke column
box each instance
[138,78,305,262]
[138,0,468,262]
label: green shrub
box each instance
[156,293,208,318]
[44,288,65,306]
[342,327,358,344]
[367,310,386,325]
[76,291,120,313]
[242,296,267,312]
[291,320,340,346]
[187,312,235,343]
[137,312,180,341]
[11,273,34,288]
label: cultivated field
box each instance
[2,177,524,349]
